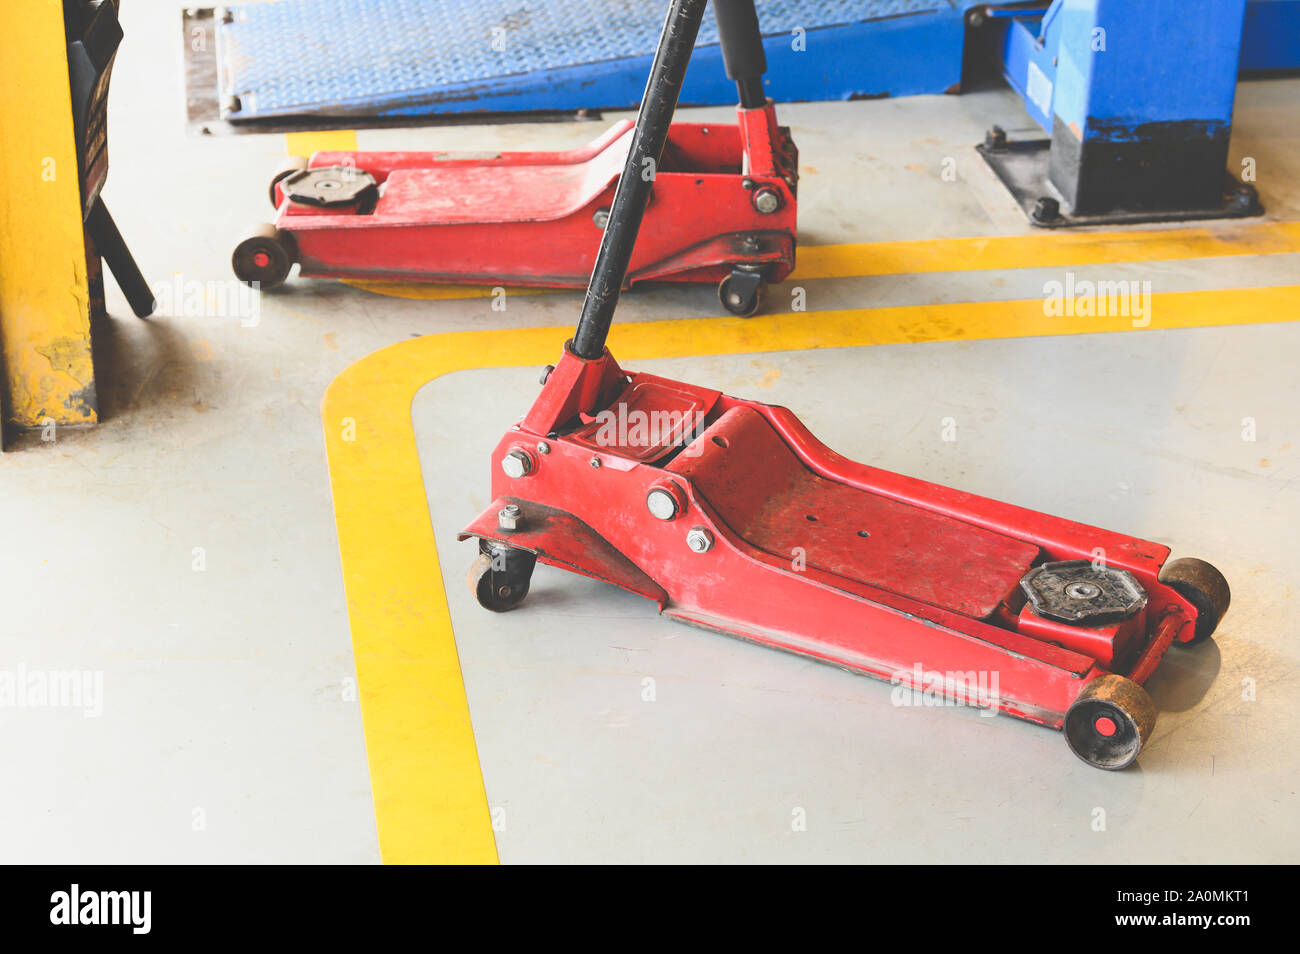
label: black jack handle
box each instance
[570,0,709,360]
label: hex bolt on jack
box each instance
[498,504,523,532]
[500,450,533,479]
[460,0,1231,771]
[685,527,715,553]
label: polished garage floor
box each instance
[0,1,1297,863]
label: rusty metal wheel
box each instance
[1064,674,1156,770]
[232,224,296,289]
[468,539,536,613]
[718,268,766,317]
[1160,557,1230,646]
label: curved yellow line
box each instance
[323,284,1300,863]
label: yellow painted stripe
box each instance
[343,219,1300,301]
[346,282,568,301]
[792,220,1300,280]
[285,129,359,157]
[323,283,1300,863]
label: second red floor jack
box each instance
[231,9,797,317]
[459,0,1231,770]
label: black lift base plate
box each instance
[977,137,1263,229]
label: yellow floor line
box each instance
[343,218,1300,300]
[796,220,1300,279]
[323,283,1300,863]
[285,129,358,157]
[345,282,567,301]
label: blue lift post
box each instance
[1242,0,1300,70]
[971,0,1264,227]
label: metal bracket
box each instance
[977,132,1263,228]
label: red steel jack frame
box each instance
[460,0,1230,770]
[231,64,797,316]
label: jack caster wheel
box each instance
[718,267,767,317]
[232,224,296,289]
[1160,557,1231,646]
[468,539,537,613]
[1064,674,1156,770]
[269,155,310,210]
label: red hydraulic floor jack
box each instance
[460,0,1230,770]
[231,10,797,317]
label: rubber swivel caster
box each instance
[468,539,537,613]
[1160,557,1231,647]
[232,224,296,289]
[718,266,767,317]
[1064,674,1156,770]
[269,155,310,210]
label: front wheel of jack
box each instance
[232,224,296,289]
[1160,557,1231,646]
[468,540,537,613]
[718,268,767,317]
[1064,674,1156,770]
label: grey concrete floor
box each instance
[0,0,1296,862]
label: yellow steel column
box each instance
[0,0,97,432]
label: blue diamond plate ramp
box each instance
[214,0,973,122]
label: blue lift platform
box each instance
[213,0,981,122]
[212,0,1299,125]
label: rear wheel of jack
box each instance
[468,539,537,613]
[232,224,295,289]
[269,155,310,210]
[718,269,766,317]
[1160,557,1230,646]
[1064,674,1155,770]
